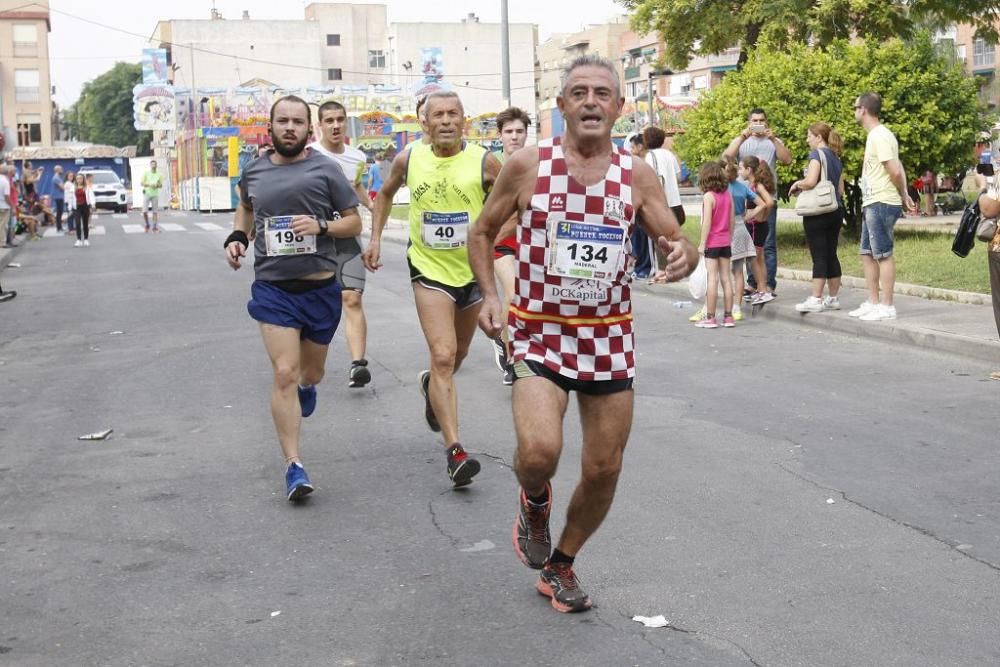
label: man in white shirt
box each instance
[642,126,685,226]
[308,100,375,388]
[0,166,16,301]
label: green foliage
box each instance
[672,36,983,228]
[67,62,151,154]
[621,0,1000,70]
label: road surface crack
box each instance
[477,451,513,471]
[776,462,1000,573]
[426,496,460,548]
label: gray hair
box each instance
[422,90,464,119]
[559,54,622,97]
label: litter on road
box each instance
[632,615,670,628]
[78,428,114,441]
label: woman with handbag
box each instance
[789,122,846,313]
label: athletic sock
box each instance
[549,549,574,566]
[527,488,550,505]
[447,444,467,462]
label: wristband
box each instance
[224,230,249,250]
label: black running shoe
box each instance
[536,561,592,613]
[446,444,480,487]
[491,337,507,373]
[502,364,514,386]
[418,370,440,432]
[513,483,551,569]
[0,291,16,303]
[348,359,371,388]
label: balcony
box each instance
[15,86,40,103]
[624,66,641,80]
[13,41,38,58]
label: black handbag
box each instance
[952,200,980,258]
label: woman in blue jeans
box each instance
[789,122,846,313]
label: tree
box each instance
[672,35,983,229]
[67,62,151,154]
[620,0,1000,70]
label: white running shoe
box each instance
[795,296,824,313]
[859,304,896,321]
[823,296,841,310]
[83,240,90,247]
[73,240,82,247]
[848,301,875,318]
[752,292,775,304]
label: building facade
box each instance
[535,17,630,104]
[940,23,1000,108]
[0,0,53,151]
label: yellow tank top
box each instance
[406,142,487,286]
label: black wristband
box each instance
[224,230,249,250]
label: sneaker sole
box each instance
[348,366,372,388]
[535,579,592,613]
[418,371,441,432]
[287,483,315,502]
[449,458,480,487]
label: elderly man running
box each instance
[469,55,697,612]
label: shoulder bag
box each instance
[794,149,840,216]
[952,200,980,258]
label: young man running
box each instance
[488,106,531,385]
[363,91,502,487]
[142,161,164,232]
[309,100,375,388]
[224,96,361,501]
[469,55,697,612]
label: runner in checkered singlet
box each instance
[469,56,698,613]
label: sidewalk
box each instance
[377,219,1000,365]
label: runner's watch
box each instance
[317,219,329,236]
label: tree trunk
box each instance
[738,22,762,68]
[843,178,863,237]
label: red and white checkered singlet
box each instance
[509,137,638,381]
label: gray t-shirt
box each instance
[738,135,778,175]
[240,150,359,281]
[52,174,65,200]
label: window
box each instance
[326,34,340,46]
[974,38,995,68]
[14,69,40,103]
[368,50,385,69]
[16,114,42,146]
[13,24,38,57]
[327,68,342,81]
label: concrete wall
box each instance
[0,0,53,150]
[155,19,323,90]
[390,19,537,118]
[305,3,389,87]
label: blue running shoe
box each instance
[285,462,314,501]
[298,384,317,418]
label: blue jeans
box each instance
[860,202,902,260]
[747,205,778,290]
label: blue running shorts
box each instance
[247,278,343,345]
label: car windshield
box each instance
[89,173,120,185]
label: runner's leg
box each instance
[341,289,367,362]
[413,283,463,445]
[512,376,569,495]
[557,389,634,556]
[259,323,305,463]
[494,255,516,352]
[299,338,329,387]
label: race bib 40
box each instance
[421,211,469,249]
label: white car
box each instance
[79,169,131,213]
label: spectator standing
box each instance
[0,165,12,249]
[848,92,917,322]
[723,108,792,296]
[73,173,95,247]
[789,122,846,313]
[3,165,18,248]
[693,161,737,329]
[51,166,65,233]
[63,171,76,234]
[643,126,685,226]
[976,186,1000,380]
[921,169,937,216]
[627,132,655,279]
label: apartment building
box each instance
[535,16,630,104]
[0,0,54,151]
[939,23,1000,107]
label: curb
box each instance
[775,268,990,306]
[638,281,1000,365]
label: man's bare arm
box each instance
[362,151,409,271]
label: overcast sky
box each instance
[46,0,627,107]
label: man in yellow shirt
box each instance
[363,91,502,487]
[850,92,917,322]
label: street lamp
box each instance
[646,67,673,126]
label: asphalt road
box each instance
[1,210,998,666]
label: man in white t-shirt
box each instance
[308,100,376,388]
[642,126,684,225]
[0,166,16,301]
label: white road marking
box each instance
[90,225,106,235]
[158,223,186,232]
[195,222,226,231]
[122,224,146,234]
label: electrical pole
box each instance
[501,0,511,107]
[191,42,200,211]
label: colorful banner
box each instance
[142,49,169,85]
[133,85,176,131]
[421,47,444,85]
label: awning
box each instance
[973,67,996,76]
[711,64,738,73]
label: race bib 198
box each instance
[265,216,316,257]
[546,220,625,285]
[421,211,469,249]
